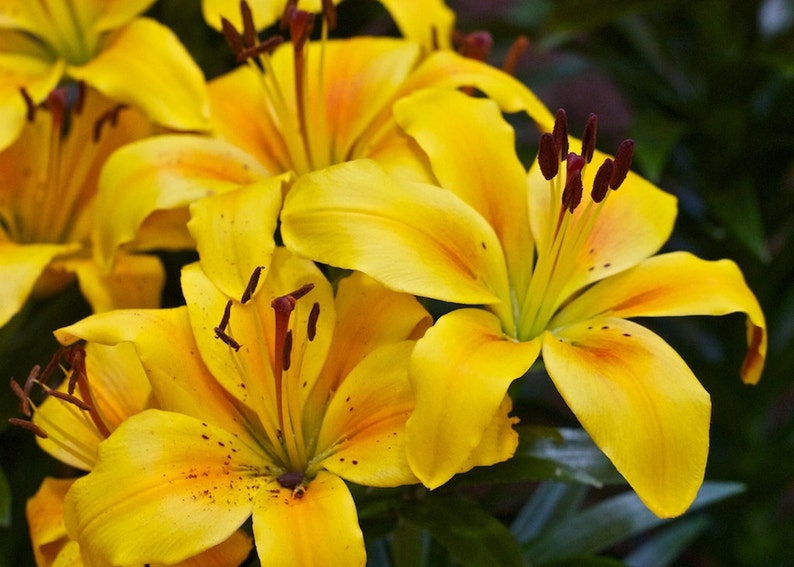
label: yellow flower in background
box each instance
[11,343,253,566]
[0,0,210,151]
[280,89,767,518]
[0,86,166,328]
[87,0,552,271]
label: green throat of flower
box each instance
[516,110,635,340]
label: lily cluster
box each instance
[3,1,766,566]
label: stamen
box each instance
[307,302,320,341]
[10,377,32,417]
[241,0,257,49]
[45,88,67,135]
[609,139,634,189]
[321,0,337,31]
[454,31,493,62]
[8,418,48,439]
[74,81,86,114]
[552,108,569,158]
[591,159,614,203]
[581,114,597,164]
[241,266,265,304]
[238,36,284,61]
[46,389,91,411]
[221,17,245,57]
[216,328,242,351]
[562,168,583,213]
[289,10,315,50]
[280,0,299,29]
[19,88,36,122]
[283,330,293,371]
[502,35,529,76]
[538,132,559,180]
[216,299,233,334]
[93,105,127,143]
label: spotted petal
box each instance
[64,410,267,566]
[252,471,365,567]
[407,308,540,488]
[552,251,766,385]
[543,317,711,518]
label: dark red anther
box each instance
[240,0,257,49]
[502,35,529,76]
[241,266,264,304]
[47,389,91,411]
[19,88,36,122]
[562,170,583,213]
[455,30,493,62]
[552,108,569,159]
[581,113,598,164]
[216,299,233,335]
[321,0,337,31]
[10,377,31,417]
[307,302,320,341]
[280,0,299,29]
[566,152,585,179]
[609,139,634,189]
[74,82,86,114]
[221,16,245,57]
[93,105,127,143]
[591,158,614,203]
[8,418,48,439]
[282,329,293,371]
[216,328,242,351]
[238,36,284,61]
[66,345,87,395]
[538,133,559,180]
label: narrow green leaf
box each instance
[0,467,10,527]
[511,482,589,544]
[623,515,711,567]
[545,557,626,567]
[401,492,526,567]
[523,481,744,563]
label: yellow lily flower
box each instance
[52,237,469,565]
[0,0,209,150]
[280,88,767,518]
[89,0,552,270]
[11,342,253,566]
[0,86,167,328]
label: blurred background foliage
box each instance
[1,0,792,565]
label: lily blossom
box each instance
[0,0,209,150]
[280,89,767,518]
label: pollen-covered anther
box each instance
[241,266,265,304]
[307,302,320,341]
[538,133,559,180]
[19,88,36,122]
[591,158,614,203]
[552,108,569,158]
[562,153,585,213]
[93,104,127,143]
[581,113,598,164]
[282,330,293,371]
[609,139,634,189]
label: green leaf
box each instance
[401,492,526,567]
[623,515,711,567]
[545,557,627,567]
[0,467,10,527]
[523,481,744,564]
[511,482,589,543]
[457,427,623,487]
[707,178,770,262]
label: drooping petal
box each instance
[394,88,534,326]
[459,395,520,473]
[0,241,77,327]
[181,249,334,426]
[92,134,269,269]
[542,317,711,518]
[64,410,267,566]
[281,159,510,306]
[318,342,418,487]
[406,308,540,489]
[27,477,74,567]
[54,307,251,438]
[252,471,365,567]
[33,342,150,470]
[187,175,286,300]
[58,252,164,312]
[174,529,253,567]
[68,18,210,132]
[376,0,455,50]
[528,145,678,301]
[553,251,766,384]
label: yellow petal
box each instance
[93,134,269,269]
[542,317,711,518]
[252,471,365,567]
[318,342,418,487]
[281,159,509,305]
[68,18,210,131]
[460,395,520,472]
[58,252,164,312]
[27,477,74,567]
[91,0,156,33]
[394,88,535,319]
[376,0,455,50]
[529,145,678,302]
[0,241,76,327]
[554,251,766,384]
[33,342,150,470]
[172,529,253,567]
[54,307,251,438]
[64,410,267,566]
[407,309,540,488]
[201,0,326,31]
[188,175,286,300]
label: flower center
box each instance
[8,345,110,469]
[517,110,634,340]
[214,267,321,482]
[221,0,337,175]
